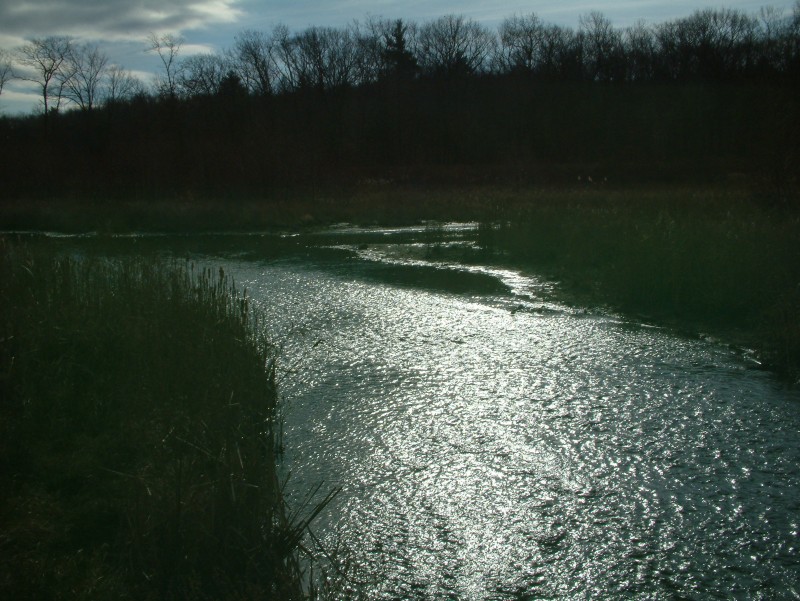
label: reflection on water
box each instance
[214,226,800,600]
[23,226,799,599]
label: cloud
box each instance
[0,80,41,115]
[0,0,244,42]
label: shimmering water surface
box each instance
[181,224,800,600]
[47,225,799,599]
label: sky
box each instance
[0,0,796,114]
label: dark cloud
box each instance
[1,0,794,42]
[0,0,242,40]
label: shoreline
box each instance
[2,182,797,381]
[0,181,768,233]
[0,247,325,599]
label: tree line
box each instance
[0,6,798,200]
[2,6,799,112]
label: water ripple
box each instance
[220,235,800,600]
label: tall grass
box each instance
[481,190,800,377]
[0,239,328,599]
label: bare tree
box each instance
[0,48,13,98]
[348,18,389,85]
[105,65,144,104]
[147,33,184,98]
[623,20,657,81]
[180,53,230,96]
[496,13,547,74]
[755,6,784,73]
[271,25,301,92]
[713,8,759,74]
[287,28,325,89]
[15,35,74,115]
[229,29,275,95]
[655,9,758,80]
[417,15,496,77]
[314,27,360,88]
[768,1,800,75]
[307,27,352,89]
[760,5,786,39]
[579,11,624,81]
[63,43,108,111]
[496,16,577,79]
[786,1,800,72]
[272,25,361,91]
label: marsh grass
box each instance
[0,239,330,599]
[1,182,797,377]
[482,190,800,377]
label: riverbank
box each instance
[459,186,800,380]
[0,242,325,599]
[0,183,506,233]
[0,178,787,233]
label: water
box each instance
[31,226,800,599]
[196,225,799,600]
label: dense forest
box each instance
[1,6,799,199]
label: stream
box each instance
[213,224,800,600]
[27,224,800,599]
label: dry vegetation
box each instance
[0,242,337,600]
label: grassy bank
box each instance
[0,181,521,233]
[0,176,788,233]
[0,241,324,599]
[475,188,800,378]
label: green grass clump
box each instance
[0,239,315,600]
[483,190,800,377]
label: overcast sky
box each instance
[1,0,796,114]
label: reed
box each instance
[481,190,800,377]
[0,239,327,599]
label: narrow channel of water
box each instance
[207,225,800,600]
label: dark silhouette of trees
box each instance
[218,71,248,99]
[3,6,799,112]
[381,19,419,80]
[229,29,276,96]
[653,9,760,80]
[264,25,368,92]
[63,43,108,111]
[623,21,657,82]
[417,15,496,78]
[764,2,800,76]
[295,26,363,90]
[495,16,584,80]
[0,6,798,200]
[15,36,74,116]
[579,11,625,81]
[105,64,144,104]
[180,53,230,97]
[0,49,12,98]
[147,33,184,98]
[496,14,547,75]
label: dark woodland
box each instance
[0,7,798,200]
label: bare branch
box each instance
[230,29,275,95]
[15,35,74,115]
[0,48,13,97]
[180,53,230,96]
[417,15,496,77]
[64,43,109,111]
[105,65,144,104]
[147,33,184,98]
